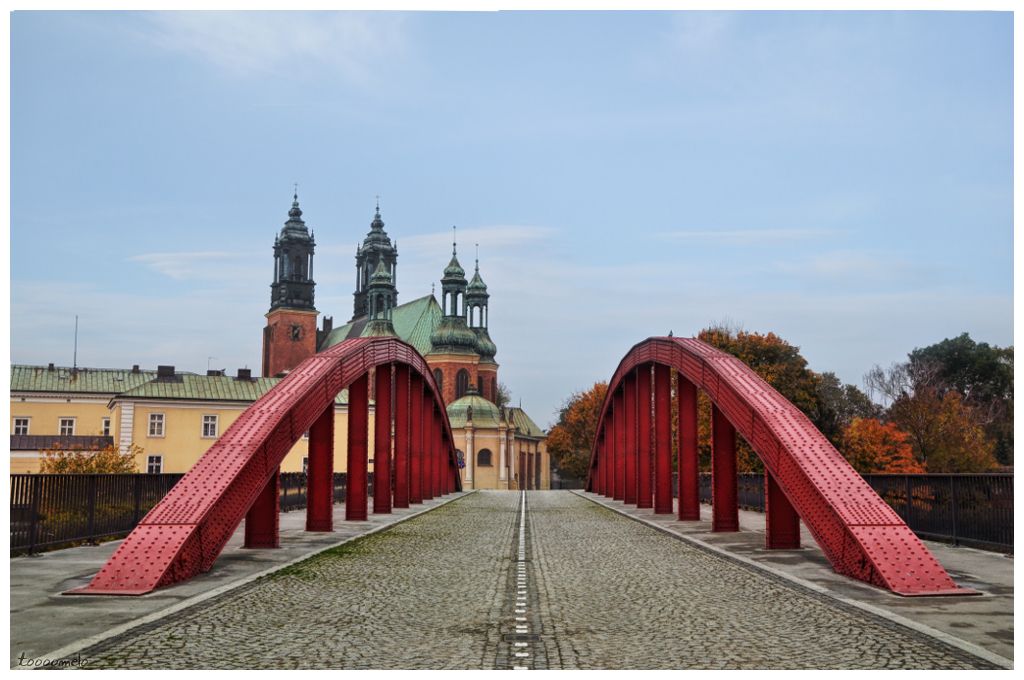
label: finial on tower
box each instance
[375,194,380,215]
[475,243,480,271]
[293,182,298,202]
[452,225,457,256]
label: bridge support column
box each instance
[393,365,410,509]
[422,389,434,500]
[678,374,700,521]
[623,371,638,505]
[431,407,442,496]
[653,363,673,514]
[244,468,280,548]
[711,404,738,532]
[613,389,625,501]
[306,404,334,532]
[346,374,369,521]
[409,374,423,504]
[636,364,653,508]
[374,365,392,514]
[593,435,604,495]
[765,469,801,549]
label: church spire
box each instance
[270,189,315,312]
[353,197,398,320]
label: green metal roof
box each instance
[115,374,349,405]
[508,407,545,439]
[447,393,502,429]
[320,294,441,357]
[11,365,157,394]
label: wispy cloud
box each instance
[134,12,408,83]
[657,228,840,246]
[130,250,262,281]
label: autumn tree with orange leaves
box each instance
[547,382,608,480]
[840,418,923,474]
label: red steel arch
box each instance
[586,337,970,596]
[72,337,461,595]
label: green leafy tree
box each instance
[40,443,142,474]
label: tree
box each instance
[811,372,883,446]
[888,389,997,473]
[840,418,923,474]
[547,382,608,480]
[495,382,512,410]
[40,443,141,474]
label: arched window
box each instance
[433,369,444,393]
[456,369,470,398]
[477,449,492,466]
[477,376,484,394]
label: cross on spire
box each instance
[452,225,457,256]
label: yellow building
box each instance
[10,364,368,475]
[446,389,549,490]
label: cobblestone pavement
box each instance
[78,491,993,669]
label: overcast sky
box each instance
[10,11,1012,428]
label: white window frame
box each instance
[59,417,76,436]
[147,455,163,474]
[202,414,219,438]
[13,417,30,436]
[148,413,165,438]
[101,417,111,437]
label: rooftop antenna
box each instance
[72,315,79,371]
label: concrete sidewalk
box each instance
[10,492,472,668]
[575,491,1013,668]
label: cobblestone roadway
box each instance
[80,491,991,669]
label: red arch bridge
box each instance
[585,337,971,597]
[70,337,460,595]
[71,336,970,597]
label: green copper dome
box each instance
[443,254,466,280]
[447,390,502,429]
[474,328,497,359]
[430,316,478,352]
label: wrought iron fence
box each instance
[10,471,354,555]
[10,473,184,555]
[678,472,1013,553]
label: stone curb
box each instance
[572,490,1012,670]
[20,491,475,670]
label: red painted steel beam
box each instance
[766,468,801,549]
[409,373,423,504]
[613,390,625,501]
[421,387,434,500]
[373,365,392,514]
[653,363,672,514]
[393,364,411,509]
[711,404,739,532]
[70,337,459,595]
[243,468,280,548]
[583,336,970,596]
[623,371,637,505]
[636,364,653,509]
[677,374,700,521]
[347,373,369,521]
[306,403,334,531]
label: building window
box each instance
[101,418,111,436]
[147,455,163,474]
[13,418,29,436]
[478,376,484,394]
[149,413,165,437]
[303,430,310,439]
[202,415,219,438]
[433,369,444,393]
[59,418,76,436]
[456,369,470,399]
[477,449,493,467]
[302,457,309,475]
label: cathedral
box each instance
[260,194,549,491]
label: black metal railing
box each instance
[10,471,356,555]
[10,473,184,555]
[676,472,1013,553]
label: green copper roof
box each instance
[508,407,545,439]
[447,392,502,429]
[443,254,466,280]
[320,294,440,357]
[115,374,349,405]
[11,365,158,394]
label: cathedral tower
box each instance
[262,192,318,377]
[428,229,481,403]
[353,201,398,320]
[467,251,499,402]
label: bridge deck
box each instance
[10,491,1012,669]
